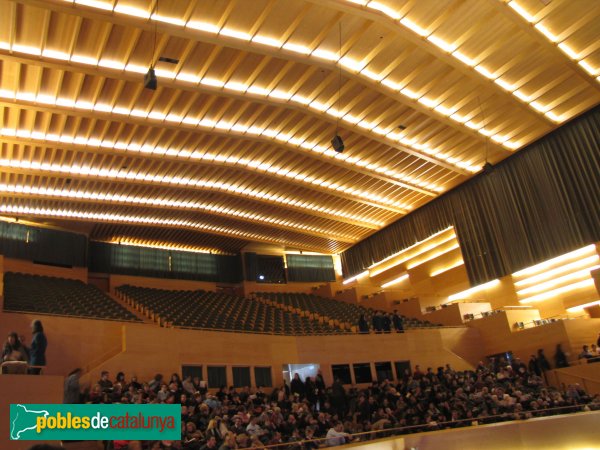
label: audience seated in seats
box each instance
[578,345,593,360]
[70,356,599,450]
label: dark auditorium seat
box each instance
[254,292,440,329]
[115,285,344,335]
[3,272,140,322]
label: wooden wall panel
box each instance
[3,257,87,282]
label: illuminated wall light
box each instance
[343,270,369,285]
[430,260,464,277]
[447,279,500,301]
[406,243,460,269]
[566,300,600,313]
[519,279,596,304]
[517,266,599,297]
[370,234,458,277]
[514,255,600,288]
[381,273,409,289]
[512,245,597,278]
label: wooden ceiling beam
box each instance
[0,99,413,216]
[0,53,449,194]
[488,0,600,93]
[307,0,557,126]
[10,0,495,169]
[0,135,383,230]
[1,186,358,244]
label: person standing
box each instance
[357,314,369,334]
[28,320,47,374]
[64,368,82,403]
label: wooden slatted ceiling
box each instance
[0,0,598,254]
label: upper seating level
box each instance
[254,291,440,328]
[116,285,346,335]
[2,272,140,322]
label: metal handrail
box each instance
[257,404,597,449]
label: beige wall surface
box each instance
[0,375,63,450]
[341,411,600,450]
[0,311,126,376]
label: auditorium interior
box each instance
[1,0,600,449]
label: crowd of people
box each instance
[357,310,404,334]
[67,353,599,450]
[1,319,47,374]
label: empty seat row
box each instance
[3,272,140,322]
[116,285,346,336]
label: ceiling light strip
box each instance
[0,154,381,226]
[0,122,408,211]
[343,0,569,124]
[0,203,320,248]
[42,1,501,162]
[507,1,600,80]
[100,238,220,255]
[0,183,356,240]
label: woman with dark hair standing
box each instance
[28,320,47,374]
